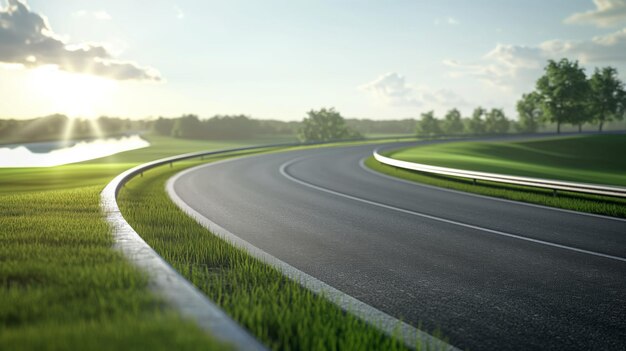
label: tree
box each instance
[416,111,441,136]
[516,92,543,133]
[171,114,204,138]
[484,108,510,134]
[588,66,626,132]
[97,116,124,134]
[536,58,590,133]
[152,117,175,136]
[298,108,361,142]
[442,108,464,135]
[468,107,486,134]
[204,115,260,139]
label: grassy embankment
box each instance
[1,134,432,350]
[117,155,429,351]
[0,135,287,350]
[366,134,626,218]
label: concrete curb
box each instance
[99,138,423,350]
[101,155,272,351]
[167,156,460,351]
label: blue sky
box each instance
[1,0,625,120]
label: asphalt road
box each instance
[172,141,626,351]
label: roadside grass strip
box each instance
[0,136,285,350]
[0,185,227,350]
[387,134,626,186]
[0,136,423,350]
[118,156,445,351]
[367,134,626,218]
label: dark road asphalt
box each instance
[171,142,626,351]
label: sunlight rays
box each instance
[21,65,116,144]
[88,118,104,139]
[61,117,75,146]
[28,65,117,119]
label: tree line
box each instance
[415,107,513,136]
[0,114,150,144]
[519,58,625,133]
[151,114,301,139]
[413,59,626,137]
[1,58,624,144]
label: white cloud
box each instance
[445,27,626,92]
[360,72,467,109]
[360,72,420,106]
[541,28,626,62]
[565,0,626,27]
[1,0,160,81]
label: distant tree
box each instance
[536,58,590,133]
[298,108,361,142]
[152,117,175,136]
[468,107,486,134]
[204,115,260,139]
[19,114,68,140]
[171,114,204,138]
[516,92,543,133]
[588,66,626,132]
[416,111,441,136]
[258,119,302,135]
[97,116,124,133]
[442,108,464,135]
[484,108,510,134]
[345,118,417,135]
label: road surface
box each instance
[171,141,626,350]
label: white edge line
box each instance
[365,150,626,224]
[167,157,460,351]
[281,157,626,263]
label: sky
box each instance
[1,0,626,121]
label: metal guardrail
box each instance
[373,150,626,198]
[100,136,423,351]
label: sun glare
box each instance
[28,66,116,118]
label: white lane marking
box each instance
[363,150,626,223]
[168,159,459,351]
[280,157,626,263]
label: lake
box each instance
[0,135,150,167]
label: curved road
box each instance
[172,142,626,351]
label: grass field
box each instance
[117,156,427,351]
[1,134,435,350]
[0,135,276,350]
[390,134,626,186]
[366,134,626,218]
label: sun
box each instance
[28,65,117,118]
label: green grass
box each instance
[0,135,283,350]
[0,185,227,350]
[0,135,269,193]
[117,155,442,351]
[366,134,626,218]
[390,134,626,186]
[0,134,433,350]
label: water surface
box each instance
[0,135,150,167]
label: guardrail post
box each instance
[169,162,173,168]
[472,179,476,185]
[553,189,557,197]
